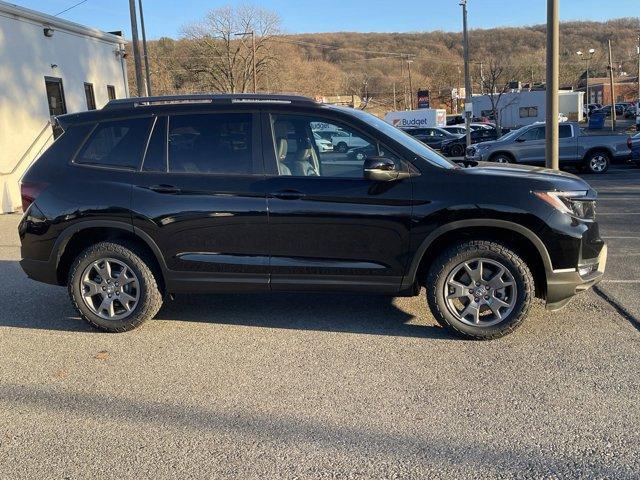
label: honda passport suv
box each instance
[19,94,607,339]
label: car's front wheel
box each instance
[68,241,163,332]
[426,240,534,340]
[491,153,513,164]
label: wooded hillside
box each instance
[131,13,640,113]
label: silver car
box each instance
[465,122,631,174]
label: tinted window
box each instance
[518,127,544,141]
[559,125,572,138]
[271,114,402,178]
[142,117,167,172]
[168,114,253,174]
[76,117,152,169]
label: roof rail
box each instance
[103,93,318,110]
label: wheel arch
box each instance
[583,146,613,162]
[53,220,167,291]
[488,151,516,162]
[404,220,552,299]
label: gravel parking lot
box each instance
[1,166,639,479]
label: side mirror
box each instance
[515,137,526,143]
[364,157,403,181]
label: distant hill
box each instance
[136,17,640,114]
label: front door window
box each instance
[270,114,402,178]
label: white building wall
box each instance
[0,2,128,212]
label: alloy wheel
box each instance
[444,258,517,327]
[589,155,608,172]
[80,258,140,320]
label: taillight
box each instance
[20,181,48,212]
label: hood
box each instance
[460,161,593,193]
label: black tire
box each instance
[491,153,513,164]
[584,150,610,174]
[426,240,534,340]
[450,144,465,157]
[68,241,163,332]
[336,142,348,153]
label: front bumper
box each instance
[545,243,607,310]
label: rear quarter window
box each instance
[75,117,152,169]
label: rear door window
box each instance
[168,113,254,174]
[75,117,152,169]
[559,125,572,138]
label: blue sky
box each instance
[11,0,640,38]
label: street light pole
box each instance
[138,0,152,96]
[234,31,257,93]
[545,0,559,170]
[577,48,595,113]
[460,0,472,148]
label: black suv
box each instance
[19,94,607,339]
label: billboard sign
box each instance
[417,90,430,109]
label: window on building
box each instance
[107,85,116,101]
[44,77,67,138]
[519,106,538,118]
[44,77,66,116]
[84,83,96,110]
[168,114,254,174]
[75,117,152,169]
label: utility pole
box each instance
[636,31,640,130]
[608,39,616,131]
[393,83,397,110]
[545,0,559,170]
[407,59,414,109]
[399,56,407,109]
[251,31,257,93]
[138,0,152,96]
[128,0,145,97]
[460,0,472,148]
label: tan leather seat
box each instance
[274,123,291,175]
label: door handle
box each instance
[271,190,305,200]
[149,184,181,194]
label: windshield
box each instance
[336,107,457,169]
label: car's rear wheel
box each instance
[68,241,163,332]
[584,151,610,174]
[336,142,348,153]
[426,240,534,340]
[450,144,465,157]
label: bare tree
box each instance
[480,57,523,136]
[180,4,280,93]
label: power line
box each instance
[54,0,89,16]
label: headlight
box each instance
[533,191,596,219]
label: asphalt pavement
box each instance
[0,168,639,479]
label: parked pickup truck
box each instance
[465,122,630,174]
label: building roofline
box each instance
[0,0,126,44]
